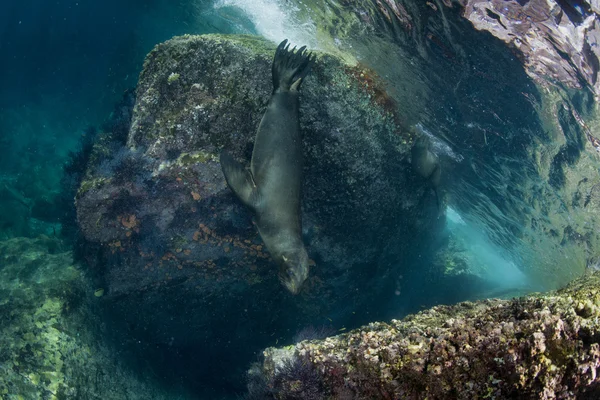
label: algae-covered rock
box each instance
[74,34,441,355]
[455,0,600,99]
[255,271,600,399]
[0,237,183,399]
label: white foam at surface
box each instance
[213,0,319,49]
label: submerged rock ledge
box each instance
[253,272,600,399]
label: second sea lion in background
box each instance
[411,135,442,209]
[220,39,315,294]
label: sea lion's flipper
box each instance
[430,164,441,188]
[430,165,442,211]
[220,151,260,210]
[272,39,315,92]
[433,187,441,211]
[3,184,32,209]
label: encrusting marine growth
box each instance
[254,271,600,399]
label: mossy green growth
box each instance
[77,177,111,198]
[142,34,277,81]
[193,33,278,58]
[0,237,177,399]
[171,234,189,249]
[167,72,181,84]
[0,238,78,399]
[85,131,119,172]
[177,151,218,166]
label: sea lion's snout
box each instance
[279,248,310,295]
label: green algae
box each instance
[177,151,218,165]
[0,237,183,399]
[131,33,405,155]
[76,177,111,198]
[167,72,181,84]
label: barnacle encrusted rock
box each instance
[256,271,600,399]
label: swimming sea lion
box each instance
[220,39,315,294]
[411,135,441,208]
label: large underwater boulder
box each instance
[75,34,442,359]
[253,271,600,399]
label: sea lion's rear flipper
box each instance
[272,39,315,92]
[220,151,260,210]
[430,165,442,211]
[430,164,441,188]
[433,187,441,211]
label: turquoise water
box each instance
[1,0,598,398]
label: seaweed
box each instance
[244,354,330,400]
[56,89,137,242]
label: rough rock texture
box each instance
[456,0,600,99]
[74,34,442,374]
[255,271,600,400]
[350,0,600,98]
[0,237,182,399]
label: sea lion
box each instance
[220,39,315,294]
[411,135,442,208]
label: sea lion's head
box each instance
[411,135,431,162]
[278,247,309,295]
[411,135,439,180]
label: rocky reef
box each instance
[456,0,600,99]
[70,7,600,394]
[73,34,444,387]
[0,237,180,399]
[253,271,600,399]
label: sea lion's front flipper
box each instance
[220,151,260,210]
[272,39,315,92]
